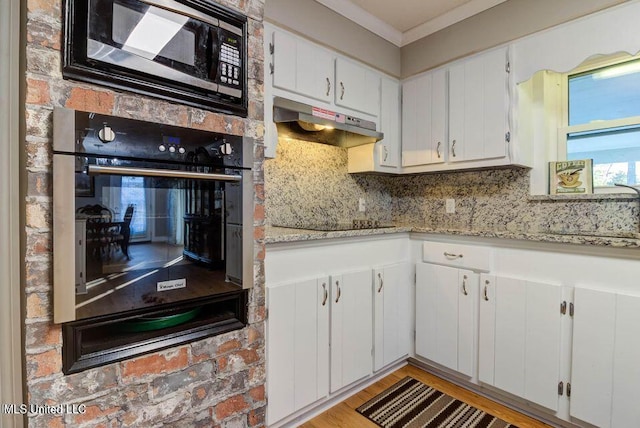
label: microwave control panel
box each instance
[217,29,243,91]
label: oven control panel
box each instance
[55,109,248,168]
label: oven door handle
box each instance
[87,165,242,182]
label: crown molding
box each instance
[314,0,403,46]
[315,0,508,47]
[403,0,508,45]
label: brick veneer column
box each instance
[22,0,266,426]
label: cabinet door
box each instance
[572,289,640,428]
[335,58,380,116]
[416,263,475,374]
[271,30,333,102]
[457,270,478,377]
[493,277,526,397]
[266,278,330,425]
[330,269,373,393]
[402,70,446,167]
[296,40,333,102]
[448,62,465,162]
[271,30,296,93]
[378,77,401,168]
[611,293,640,427]
[478,275,496,385]
[448,47,508,163]
[524,280,562,412]
[415,262,438,363]
[479,276,562,412]
[373,263,411,371]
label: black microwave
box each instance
[63,0,248,116]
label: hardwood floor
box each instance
[301,364,553,428]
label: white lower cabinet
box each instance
[570,288,640,428]
[330,269,373,393]
[267,236,640,427]
[267,271,372,425]
[415,262,478,377]
[373,263,411,371]
[266,236,411,426]
[478,275,563,412]
[266,277,330,424]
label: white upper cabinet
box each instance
[335,58,381,116]
[402,69,447,167]
[271,30,333,103]
[268,25,380,118]
[347,76,401,174]
[402,46,521,173]
[448,47,509,163]
[378,77,401,169]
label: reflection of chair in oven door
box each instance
[75,219,87,294]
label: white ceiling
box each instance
[314,0,509,47]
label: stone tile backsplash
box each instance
[264,138,393,226]
[265,138,640,237]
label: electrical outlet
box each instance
[445,199,455,214]
[358,198,366,212]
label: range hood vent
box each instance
[272,97,383,148]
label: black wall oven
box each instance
[53,108,253,373]
[63,0,248,115]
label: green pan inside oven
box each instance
[119,307,203,333]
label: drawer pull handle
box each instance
[462,275,468,296]
[335,280,341,303]
[484,280,490,301]
[321,282,328,306]
[377,273,384,293]
[444,252,463,259]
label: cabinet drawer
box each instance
[422,241,491,271]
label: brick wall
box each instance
[23,0,266,426]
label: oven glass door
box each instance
[73,158,243,320]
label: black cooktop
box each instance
[275,220,394,231]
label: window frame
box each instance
[557,53,640,192]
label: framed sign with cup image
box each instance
[549,159,593,195]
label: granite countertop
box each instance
[265,225,640,249]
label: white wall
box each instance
[0,0,24,425]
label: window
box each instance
[561,57,640,187]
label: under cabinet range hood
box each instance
[272,97,383,148]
